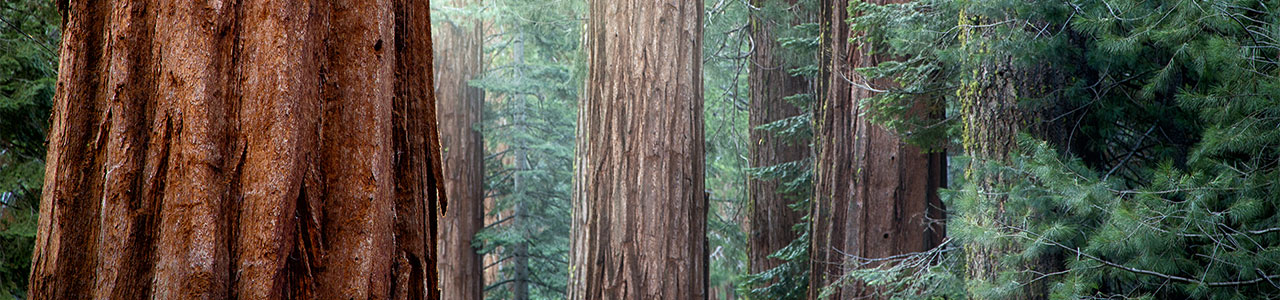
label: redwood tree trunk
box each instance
[567,0,707,298]
[433,0,485,299]
[28,1,446,299]
[747,0,811,279]
[808,0,946,298]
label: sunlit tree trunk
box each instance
[747,0,811,281]
[567,0,707,298]
[28,1,445,299]
[433,0,486,299]
[809,0,946,298]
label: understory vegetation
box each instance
[2,0,1278,299]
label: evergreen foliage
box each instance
[5,0,1279,298]
[839,0,1280,298]
[0,1,57,298]
[737,0,820,299]
[455,0,583,298]
[703,0,753,296]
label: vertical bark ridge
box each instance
[233,0,325,297]
[569,0,706,298]
[95,0,160,298]
[959,54,1048,300]
[316,0,397,298]
[394,0,445,298]
[150,0,240,297]
[809,0,853,296]
[957,9,1063,297]
[29,1,445,299]
[29,0,110,298]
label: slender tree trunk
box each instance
[433,0,486,299]
[511,151,529,300]
[567,0,707,298]
[747,0,811,279]
[28,1,445,299]
[809,0,946,298]
[509,33,530,300]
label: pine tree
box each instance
[838,0,1280,299]
[465,0,585,298]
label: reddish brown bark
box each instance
[747,0,811,279]
[567,0,707,298]
[808,0,945,299]
[29,1,445,299]
[433,0,486,298]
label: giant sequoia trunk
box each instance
[567,0,707,298]
[28,1,445,299]
[432,0,485,299]
[747,0,811,279]
[808,0,946,298]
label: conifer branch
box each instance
[1014,225,1280,287]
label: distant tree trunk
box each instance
[509,33,530,300]
[510,151,529,300]
[28,1,446,299]
[747,0,811,280]
[433,0,486,299]
[567,0,706,298]
[808,0,946,298]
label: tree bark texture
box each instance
[432,0,485,299]
[28,1,446,299]
[809,0,946,298]
[568,0,707,298]
[957,15,1057,300]
[747,0,811,278]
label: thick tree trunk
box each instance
[28,1,446,299]
[567,0,706,298]
[747,0,811,279]
[957,16,1056,300]
[808,0,946,299]
[433,0,486,299]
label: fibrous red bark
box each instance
[567,0,708,298]
[808,0,946,298]
[432,0,486,298]
[29,1,446,299]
